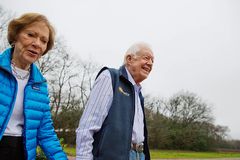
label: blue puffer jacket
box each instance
[0,48,67,160]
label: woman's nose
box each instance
[32,38,41,47]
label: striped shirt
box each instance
[76,68,144,160]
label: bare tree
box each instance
[165,91,213,125]
[0,5,14,51]
[37,37,100,121]
[77,59,99,108]
[144,91,230,150]
[37,38,79,119]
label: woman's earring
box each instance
[11,42,15,48]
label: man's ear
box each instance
[126,55,132,64]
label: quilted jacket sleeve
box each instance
[37,110,68,160]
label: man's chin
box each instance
[142,72,149,78]
[140,75,148,82]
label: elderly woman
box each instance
[0,13,67,160]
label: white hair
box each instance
[123,42,152,64]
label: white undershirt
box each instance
[4,65,29,137]
[125,68,144,144]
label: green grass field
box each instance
[64,147,240,158]
[150,150,240,159]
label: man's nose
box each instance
[147,59,153,65]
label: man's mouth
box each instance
[142,66,151,73]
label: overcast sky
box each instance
[1,0,240,139]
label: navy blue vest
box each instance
[92,66,150,160]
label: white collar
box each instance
[125,67,142,92]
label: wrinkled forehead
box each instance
[137,47,154,58]
[22,21,50,37]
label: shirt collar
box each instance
[125,67,142,93]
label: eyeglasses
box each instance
[136,55,154,64]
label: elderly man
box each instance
[76,42,154,160]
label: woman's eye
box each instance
[42,40,47,44]
[27,32,34,37]
[41,38,48,44]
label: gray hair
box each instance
[123,42,152,64]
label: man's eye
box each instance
[144,56,150,60]
[143,56,154,63]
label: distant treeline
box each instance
[54,91,240,151]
